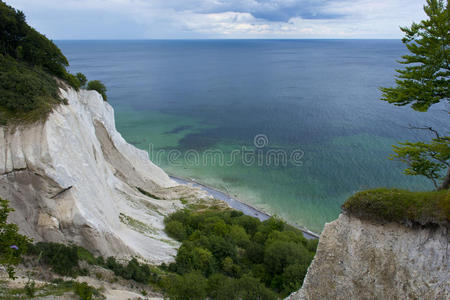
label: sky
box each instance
[5,0,427,39]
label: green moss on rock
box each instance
[343,188,449,226]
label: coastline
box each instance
[169,174,320,239]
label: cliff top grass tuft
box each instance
[343,188,450,226]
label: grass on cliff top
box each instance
[343,188,450,226]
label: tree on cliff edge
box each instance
[381,0,449,190]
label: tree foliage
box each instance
[380,0,449,112]
[380,0,449,189]
[104,256,156,283]
[392,137,450,189]
[164,209,317,298]
[76,72,88,87]
[28,242,80,276]
[0,1,68,78]
[87,80,108,101]
[0,198,31,279]
[163,272,208,300]
[0,54,62,124]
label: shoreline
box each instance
[169,174,320,239]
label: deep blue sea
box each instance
[57,40,448,232]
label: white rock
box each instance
[0,86,208,264]
[287,213,450,300]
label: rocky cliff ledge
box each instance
[0,85,209,263]
[288,213,449,300]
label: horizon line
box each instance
[54,38,402,41]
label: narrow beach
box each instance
[170,175,320,239]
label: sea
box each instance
[57,40,448,233]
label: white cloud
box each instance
[4,0,427,39]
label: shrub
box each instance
[236,274,277,300]
[77,246,97,265]
[24,279,36,297]
[76,72,87,87]
[27,242,79,276]
[165,220,187,241]
[281,263,309,295]
[163,272,208,300]
[343,188,450,226]
[104,256,154,284]
[87,80,107,101]
[65,73,81,90]
[0,198,31,279]
[74,282,95,300]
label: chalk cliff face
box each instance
[288,213,449,300]
[0,85,209,263]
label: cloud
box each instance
[172,0,346,22]
[4,0,427,39]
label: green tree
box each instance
[87,80,107,101]
[76,72,87,87]
[281,263,309,295]
[65,73,81,90]
[264,240,310,276]
[0,198,31,279]
[210,275,240,300]
[164,272,208,300]
[381,0,449,111]
[0,1,69,78]
[392,137,450,189]
[165,220,187,240]
[380,0,449,189]
[236,274,277,300]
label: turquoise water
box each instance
[58,40,448,233]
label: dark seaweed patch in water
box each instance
[177,132,221,151]
[164,125,193,134]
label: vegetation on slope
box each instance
[0,278,104,300]
[6,207,318,299]
[343,188,450,226]
[0,1,107,124]
[163,209,318,299]
[0,55,64,124]
[8,197,316,299]
[0,198,30,279]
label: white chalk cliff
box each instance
[0,85,209,263]
[288,213,449,300]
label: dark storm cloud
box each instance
[184,0,346,22]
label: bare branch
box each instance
[430,177,438,189]
[407,124,442,139]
